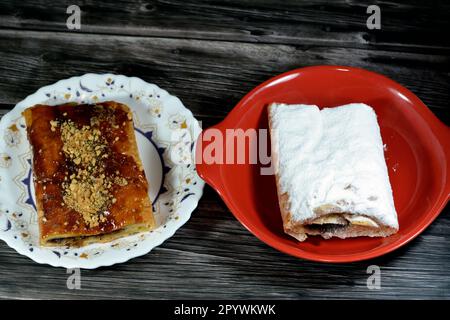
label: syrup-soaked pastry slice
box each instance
[23,101,155,247]
[268,103,398,242]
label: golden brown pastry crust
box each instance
[23,101,155,247]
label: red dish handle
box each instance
[439,122,450,200]
[195,120,227,194]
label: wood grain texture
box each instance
[0,30,448,124]
[0,0,449,300]
[0,0,449,53]
[0,184,449,299]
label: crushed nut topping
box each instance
[51,117,128,228]
[50,120,58,132]
[114,176,128,186]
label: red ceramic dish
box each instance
[196,66,450,263]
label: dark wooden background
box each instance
[0,0,449,299]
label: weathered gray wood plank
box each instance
[0,30,448,125]
[0,0,449,53]
[1,184,449,299]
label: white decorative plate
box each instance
[0,74,204,268]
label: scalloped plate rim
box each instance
[0,73,205,268]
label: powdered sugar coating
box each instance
[269,103,398,229]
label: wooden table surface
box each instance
[0,0,449,299]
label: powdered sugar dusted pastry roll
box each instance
[268,103,398,242]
